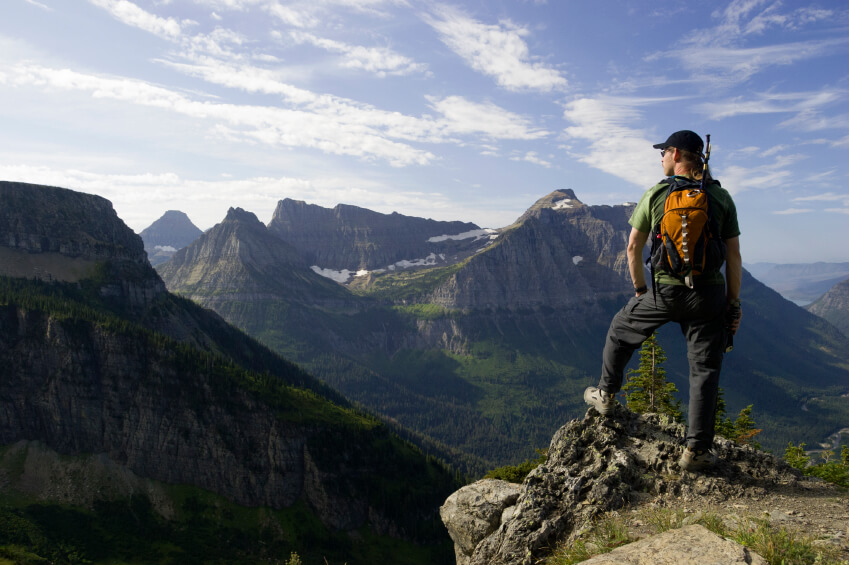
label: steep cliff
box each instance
[806,276,849,337]
[0,182,458,563]
[0,180,165,310]
[139,209,203,266]
[268,198,488,274]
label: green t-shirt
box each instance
[630,176,740,286]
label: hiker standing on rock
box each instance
[584,130,742,472]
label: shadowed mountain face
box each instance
[158,187,849,473]
[745,262,849,305]
[0,182,458,564]
[139,210,203,266]
[807,277,849,337]
[268,198,489,275]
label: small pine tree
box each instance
[731,405,762,448]
[623,333,683,422]
[714,387,735,438]
[783,442,810,470]
[714,389,762,448]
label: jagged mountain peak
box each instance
[268,197,482,272]
[512,189,587,226]
[158,206,350,303]
[225,206,262,225]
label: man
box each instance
[583,130,742,472]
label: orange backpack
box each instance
[649,177,726,288]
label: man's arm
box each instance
[627,227,650,295]
[725,236,742,332]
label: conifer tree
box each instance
[623,333,683,422]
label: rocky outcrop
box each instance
[268,198,487,273]
[139,210,203,266]
[441,405,811,565]
[807,277,849,337]
[439,479,521,565]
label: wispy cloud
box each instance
[561,96,667,188]
[427,96,549,140]
[24,0,52,11]
[510,151,552,167]
[424,4,567,92]
[664,38,848,85]
[289,31,427,77]
[792,192,849,206]
[8,63,435,166]
[88,0,184,39]
[699,89,843,120]
[772,208,812,215]
[695,0,833,47]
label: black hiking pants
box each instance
[599,283,727,451]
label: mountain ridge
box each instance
[0,181,458,563]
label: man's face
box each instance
[661,147,675,176]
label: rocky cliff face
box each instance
[441,406,848,565]
[0,182,457,550]
[426,190,633,311]
[807,277,849,337]
[0,181,165,310]
[158,207,351,306]
[268,198,488,274]
[139,210,203,266]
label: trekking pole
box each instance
[725,304,741,353]
[699,134,711,191]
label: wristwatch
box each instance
[635,285,648,294]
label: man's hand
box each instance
[725,301,742,334]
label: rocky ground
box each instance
[620,468,849,561]
[441,405,849,565]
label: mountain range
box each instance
[153,189,849,473]
[744,261,849,305]
[0,181,457,564]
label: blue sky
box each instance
[1,0,847,263]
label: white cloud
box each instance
[561,96,668,188]
[772,208,812,215]
[667,38,848,85]
[511,151,552,168]
[699,89,843,120]
[825,208,849,215]
[792,192,849,207]
[428,96,549,140]
[289,31,427,77]
[424,4,567,92]
[88,0,183,39]
[159,57,547,144]
[8,63,434,166]
[24,0,52,10]
[698,0,833,47]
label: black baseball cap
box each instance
[653,130,703,155]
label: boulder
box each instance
[580,524,767,564]
[440,478,521,565]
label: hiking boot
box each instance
[584,387,616,415]
[679,447,717,472]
